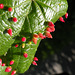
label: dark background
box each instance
[20,0,75,75]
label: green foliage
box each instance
[0,0,31,55]
[0,65,8,75]
[0,0,68,75]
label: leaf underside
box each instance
[0,0,68,75]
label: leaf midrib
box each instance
[35,0,55,12]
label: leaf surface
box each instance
[0,65,8,75]
[0,0,31,55]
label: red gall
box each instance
[41,36,44,39]
[12,17,17,22]
[46,27,51,32]
[38,33,44,39]
[32,61,37,66]
[2,63,6,66]
[5,66,12,72]
[45,31,53,38]
[33,34,39,38]
[0,58,2,65]
[34,57,38,61]
[10,60,14,65]
[49,27,55,32]
[21,37,26,42]
[11,70,16,75]
[59,17,65,22]
[15,44,18,47]
[7,29,12,36]
[43,35,46,39]
[48,22,55,27]
[32,37,37,44]
[8,7,12,12]
[65,13,68,19]
[23,52,28,58]
[0,4,4,9]
[41,36,45,39]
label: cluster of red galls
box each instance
[23,53,38,66]
[0,3,18,36]
[32,22,55,44]
[0,3,12,12]
[59,13,68,22]
[32,57,38,66]
[14,12,68,66]
[0,59,16,75]
[30,12,68,45]
[0,3,68,44]
[0,3,68,74]
[15,37,38,66]
[0,52,38,75]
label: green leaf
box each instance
[22,0,68,34]
[0,0,31,55]
[0,65,8,75]
[0,0,68,75]
[35,0,68,22]
[6,39,41,74]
